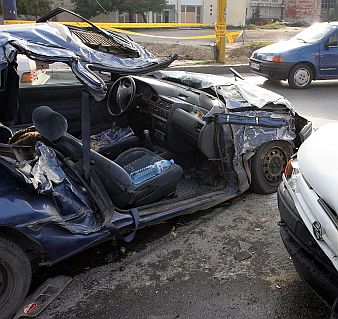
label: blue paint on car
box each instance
[250,22,338,88]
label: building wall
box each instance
[246,0,285,21]
[48,0,245,26]
[202,0,215,24]
[284,0,322,23]
[227,0,246,26]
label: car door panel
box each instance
[18,85,82,134]
[319,29,338,77]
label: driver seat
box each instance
[32,106,183,208]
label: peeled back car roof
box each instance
[298,123,338,213]
[0,22,175,100]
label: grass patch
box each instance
[260,22,285,29]
[195,60,214,65]
[246,22,285,30]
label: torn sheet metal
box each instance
[3,142,99,234]
[0,21,173,100]
[155,70,297,157]
[215,111,296,155]
[31,143,66,192]
[155,71,294,112]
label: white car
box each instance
[278,123,338,316]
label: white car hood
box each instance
[298,123,338,212]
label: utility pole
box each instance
[1,0,17,20]
[216,0,227,63]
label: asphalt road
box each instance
[39,73,335,319]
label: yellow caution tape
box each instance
[3,20,213,28]
[3,20,242,44]
[109,27,242,44]
[109,27,215,39]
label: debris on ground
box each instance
[14,276,72,319]
[140,42,212,61]
[170,226,177,237]
[141,41,271,64]
[234,250,252,262]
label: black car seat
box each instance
[89,122,140,159]
[32,106,183,208]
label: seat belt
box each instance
[81,90,91,181]
[104,208,140,243]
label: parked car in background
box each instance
[17,55,50,86]
[0,8,311,318]
[278,123,338,317]
[250,22,338,88]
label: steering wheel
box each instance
[107,76,136,117]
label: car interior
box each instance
[0,60,229,209]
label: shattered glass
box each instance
[31,143,66,192]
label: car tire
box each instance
[0,237,32,319]
[250,141,293,194]
[288,63,313,89]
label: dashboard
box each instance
[131,77,209,150]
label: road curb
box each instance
[169,63,251,75]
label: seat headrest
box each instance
[32,106,68,142]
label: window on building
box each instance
[322,0,338,21]
[196,6,201,23]
[181,5,201,23]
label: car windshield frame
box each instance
[292,23,334,44]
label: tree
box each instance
[71,0,113,20]
[71,0,168,22]
[16,0,51,18]
[113,0,168,23]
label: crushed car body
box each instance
[0,7,176,100]
[0,8,312,318]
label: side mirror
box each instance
[325,40,338,49]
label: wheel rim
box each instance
[293,68,311,87]
[262,147,288,185]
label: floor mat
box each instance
[175,172,223,199]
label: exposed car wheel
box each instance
[0,237,32,319]
[250,141,293,194]
[288,63,313,89]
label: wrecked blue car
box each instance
[0,8,312,318]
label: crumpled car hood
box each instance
[0,22,174,100]
[155,71,294,112]
[298,123,338,214]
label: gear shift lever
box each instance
[143,129,154,151]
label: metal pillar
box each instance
[1,0,17,20]
[216,0,227,63]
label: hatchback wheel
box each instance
[288,63,313,89]
[0,237,31,319]
[250,141,293,194]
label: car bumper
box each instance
[249,59,293,80]
[278,181,338,308]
